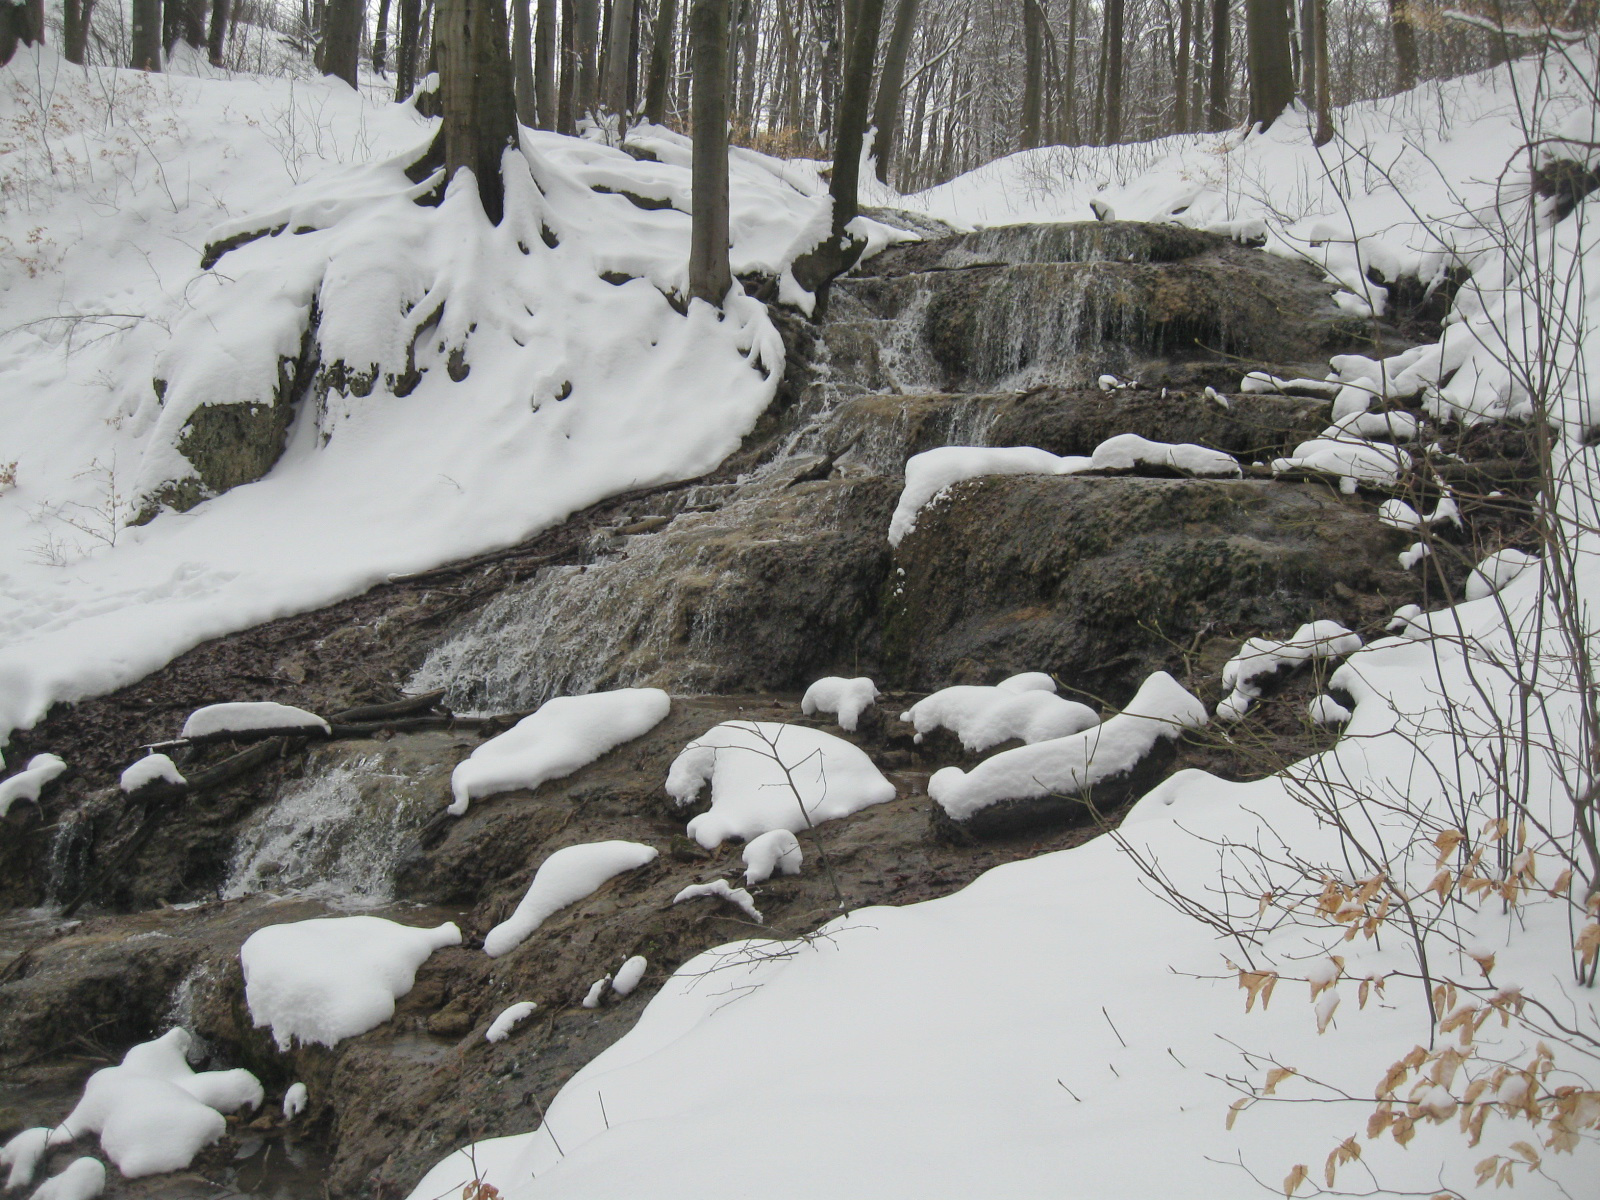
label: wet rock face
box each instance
[884,475,1420,702]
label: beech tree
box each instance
[688,0,732,305]
[131,0,162,70]
[1246,0,1294,128]
[431,0,518,222]
[323,0,363,86]
[871,0,920,180]
[0,0,44,67]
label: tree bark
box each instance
[871,0,918,182]
[688,0,733,306]
[603,0,636,117]
[559,0,577,131]
[395,0,421,98]
[63,0,95,63]
[1063,0,1079,142]
[373,0,392,71]
[1387,0,1417,91]
[1207,0,1229,129]
[1,0,43,65]
[644,0,676,124]
[1103,0,1125,143]
[432,0,518,223]
[574,0,600,120]
[535,0,556,127]
[814,0,841,144]
[513,0,536,123]
[1246,0,1293,129]
[131,0,163,69]
[323,0,362,86]
[206,0,228,65]
[1311,0,1331,144]
[1021,0,1044,150]
[165,0,205,49]
[1176,0,1193,131]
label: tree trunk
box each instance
[1246,0,1293,129]
[559,0,577,131]
[827,0,883,236]
[1175,0,1192,131]
[206,0,228,64]
[735,0,758,126]
[395,0,420,98]
[1,0,44,64]
[1207,0,1229,129]
[1387,0,1417,91]
[643,0,676,124]
[131,0,163,68]
[432,0,518,223]
[373,0,392,71]
[574,0,600,120]
[165,0,205,49]
[1103,0,1124,143]
[1063,0,1079,142]
[1021,0,1044,150]
[535,0,556,127]
[688,0,732,306]
[871,0,918,182]
[323,0,362,86]
[814,0,840,143]
[513,0,535,123]
[603,0,636,117]
[1311,0,1331,145]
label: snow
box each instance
[55,1029,261,1178]
[1379,496,1459,530]
[1398,540,1432,569]
[581,977,611,1009]
[1465,548,1538,601]
[240,916,461,1049]
[1271,437,1411,485]
[180,702,329,738]
[889,437,1238,547]
[665,722,897,849]
[1216,621,1363,720]
[742,829,803,885]
[1,1128,60,1191]
[672,879,763,924]
[900,680,1099,753]
[0,753,65,818]
[26,1159,105,1200]
[929,672,1207,821]
[483,841,658,958]
[0,51,863,754]
[282,1082,308,1119]
[611,956,648,997]
[800,676,879,732]
[486,1002,539,1043]
[1308,694,1354,725]
[448,688,671,815]
[118,753,185,793]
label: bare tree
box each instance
[872,0,920,181]
[1208,0,1230,128]
[1387,0,1418,90]
[1246,0,1293,127]
[513,0,536,123]
[373,0,393,71]
[131,0,162,69]
[603,0,637,118]
[431,0,518,222]
[688,0,733,305]
[1103,0,1125,141]
[643,0,677,124]
[323,0,362,85]
[535,0,556,127]
[1021,0,1045,149]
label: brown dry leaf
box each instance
[1475,1156,1499,1187]
[1283,1163,1309,1196]
[1576,922,1600,970]
[1393,1114,1416,1146]
[1358,978,1371,1009]
[1435,828,1465,865]
[1239,969,1279,1012]
[1263,1066,1297,1096]
[1547,868,1573,898]
[1471,950,1496,978]
[1323,1136,1362,1186]
[1226,1097,1249,1130]
[1510,1140,1541,1166]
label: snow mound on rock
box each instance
[902,674,1098,752]
[484,841,659,957]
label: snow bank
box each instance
[0,753,65,818]
[484,841,658,958]
[800,677,879,732]
[665,722,896,849]
[929,672,1206,821]
[486,1002,538,1043]
[119,753,185,793]
[901,675,1098,752]
[181,702,328,738]
[742,828,803,885]
[1465,548,1538,601]
[241,916,461,1048]
[26,1159,105,1200]
[56,1029,261,1178]
[1216,621,1363,720]
[611,956,648,997]
[449,688,671,815]
[672,879,763,924]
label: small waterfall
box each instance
[223,751,443,905]
[43,807,94,907]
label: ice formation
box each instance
[483,841,659,957]
[282,1082,308,1120]
[666,722,896,849]
[449,688,672,815]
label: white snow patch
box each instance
[483,841,658,958]
[888,446,1073,546]
[1217,622,1362,720]
[1398,541,1432,570]
[581,977,611,1009]
[282,1082,308,1120]
[929,672,1206,820]
[742,829,803,885]
[25,1159,105,1200]
[241,916,461,1048]
[1309,695,1354,725]
[0,754,65,818]
[486,1002,538,1043]
[119,753,185,793]
[1088,433,1241,477]
[901,677,1098,753]
[2,1128,62,1191]
[1271,438,1410,485]
[181,702,329,739]
[800,677,879,732]
[1465,548,1538,602]
[55,1029,261,1178]
[611,956,648,997]
[448,689,671,815]
[665,722,896,849]
[672,879,763,924]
